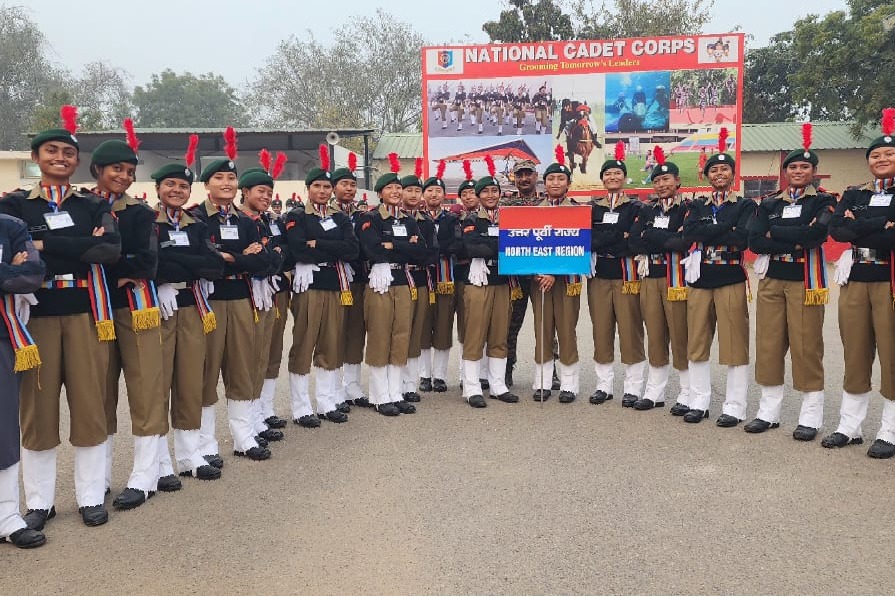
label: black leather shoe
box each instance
[394,400,416,414]
[621,393,639,408]
[589,390,612,405]
[336,401,351,414]
[203,454,224,469]
[258,428,284,442]
[669,402,690,416]
[264,415,287,429]
[683,409,709,423]
[494,391,519,403]
[792,425,818,441]
[234,446,272,460]
[633,398,664,411]
[158,474,183,492]
[467,394,487,408]
[323,410,349,423]
[432,379,448,392]
[179,465,221,481]
[112,488,148,510]
[716,414,742,427]
[418,377,433,392]
[821,432,863,448]
[533,389,551,401]
[867,439,895,459]
[2,528,46,549]
[480,378,490,390]
[23,507,55,532]
[559,391,576,403]
[744,418,779,433]
[403,392,421,403]
[376,403,401,416]
[254,435,269,448]
[505,364,514,388]
[295,414,321,428]
[79,505,109,527]
[354,397,373,408]
[551,372,561,391]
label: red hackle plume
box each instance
[123,118,140,153]
[882,108,895,136]
[348,152,357,173]
[802,123,812,151]
[272,152,287,180]
[414,157,423,179]
[388,152,400,174]
[654,145,666,166]
[484,154,496,178]
[223,126,238,161]
[184,134,199,168]
[462,159,473,181]
[318,144,330,170]
[60,105,78,135]
[258,148,272,173]
[554,144,565,166]
[718,127,729,153]
[614,141,625,161]
[436,160,446,180]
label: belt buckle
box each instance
[856,248,875,261]
[54,274,74,282]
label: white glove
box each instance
[834,249,853,286]
[682,250,702,284]
[156,284,179,320]
[198,278,214,299]
[368,262,393,294]
[251,278,269,310]
[468,258,490,287]
[588,253,597,278]
[753,254,770,280]
[268,274,283,294]
[635,254,649,277]
[343,262,355,284]
[263,278,275,310]
[14,293,37,325]
[292,263,319,294]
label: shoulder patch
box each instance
[285,220,296,230]
[463,225,476,233]
[362,221,372,230]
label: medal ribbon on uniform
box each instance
[125,280,161,331]
[165,207,183,231]
[425,268,436,304]
[42,185,70,211]
[190,281,217,334]
[508,276,523,301]
[803,246,829,305]
[666,252,688,301]
[874,178,894,193]
[0,294,40,372]
[620,258,641,294]
[435,256,455,294]
[94,189,123,205]
[403,266,418,301]
[788,187,805,201]
[334,261,354,306]
[87,263,116,341]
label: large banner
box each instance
[422,34,744,197]
[498,206,592,275]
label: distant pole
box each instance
[363,133,372,191]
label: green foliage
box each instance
[483,0,576,42]
[133,69,245,128]
[742,33,799,123]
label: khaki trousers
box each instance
[253,307,276,396]
[161,307,206,430]
[687,283,750,366]
[364,286,412,367]
[640,277,688,370]
[342,282,366,365]
[588,277,645,365]
[288,290,346,374]
[204,298,256,405]
[20,314,109,450]
[531,278,579,365]
[462,285,511,360]
[756,278,824,391]
[427,292,456,351]
[839,281,895,398]
[455,281,467,344]
[265,291,290,378]
[407,287,431,359]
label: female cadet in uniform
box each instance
[454,161,482,386]
[823,109,895,458]
[152,140,225,482]
[0,107,121,529]
[357,153,425,416]
[681,128,754,427]
[628,147,691,412]
[588,142,646,407]
[745,124,834,440]
[285,147,359,427]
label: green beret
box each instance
[400,175,423,189]
[600,159,627,177]
[151,163,195,185]
[31,128,79,152]
[782,149,818,168]
[457,179,476,194]
[543,162,572,180]
[422,176,446,191]
[305,167,332,186]
[474,176,500,196]
[374,172,401,193]
[239,168,274,189]
[331,167,356,183]
[650,161,680,179]
[702,152,735,176]
[866,134,895,158]
[199,158,237,182]
[91,140,138,167]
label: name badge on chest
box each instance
[487,225,500,237]
[169,231,190,247]
[319,217,337,232]
[653,215,670,229]
[870,193,892,207]
[44,211,75,230]
[392,224,408,237]
[269,223,282,236]
[220,225,240,240]
[781,204,802,218]
[602,212,620,225]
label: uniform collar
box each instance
[155,207,196,227]
[595,193,631,208]
[657,195,682,211]
[110,193,143,212]
[704,190,738,205]
[539,197,574,207]
[777,184,817,203]
[27,185,80,202]
[306,201,338,218]
[378,203,404,219]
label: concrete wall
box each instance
[740,149,872,194]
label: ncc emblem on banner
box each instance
[426,49,464,75]
[438,50,453,69]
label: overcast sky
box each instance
[26,0,848,87]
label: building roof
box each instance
[372,133,424,159]
[740,122,876,152]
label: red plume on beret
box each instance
[802,123,812,152]
[554,144,565,166]
[223,126,238,161]
[484,154,496,178]
[123,118,140,154]
[414,157,423,179]
[614,141,625,161]
[718,127,729,154]
[462,159,473,181]
[272,152,287,180]
[318,144,330,171]
[184,134,199,169]
[388,152,400,174]
[348,152,357,173]
[882,108,895,136]
[258,148,272,173]
[436,159,446,179]
[654,145,666,166]
[60,105,78,135]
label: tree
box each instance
[133,70,245,128]
[483,0,576,43]
[574,0,715,38]
[31,61,134,132]
[742,33,800,123]
[246,9,424,133]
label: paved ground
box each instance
[1,272,894,595]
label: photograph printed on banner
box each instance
[604,71,671,135]
[669,67,738,128]
[550,73,607,190]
